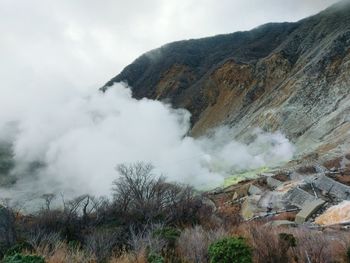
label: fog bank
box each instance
[0,83,294,207]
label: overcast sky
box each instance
[0,0,340,92]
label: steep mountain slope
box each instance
[103,1,350,163]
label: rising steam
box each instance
[0,83,294,206]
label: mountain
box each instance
[103,1,350,165]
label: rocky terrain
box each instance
[103,0,350,166]
[207,159,350,228]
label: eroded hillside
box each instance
[104,0,350,165]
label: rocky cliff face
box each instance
[104,1,350,164]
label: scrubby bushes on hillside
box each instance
[3,162,350,262]
[177,226,227,263]
[235,222,350,263]
[0,162,213,262]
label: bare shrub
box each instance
[64,194,104,225]
[236,222,288,262]
[235,222,350,263]
[128,224,167,256]
[108,249,147,263]
[177,226,227,263]
[85,229,121,262]
[41,194,56,211]
[292,228,350,263]
[31,209,64,231]
[28,230,61,252]
[0,199,18,251]
[35,242,95,263]
[164,183,203,225]
[27,194,107,244]
[112,162,203,226]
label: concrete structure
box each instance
[295,199,325,224]
[241,195,266,220]
[267,177,283,189]
[284,187,315,208]
[313,174,350,200]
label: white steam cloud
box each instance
[0,83,294,205]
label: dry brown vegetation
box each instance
[234,222,350,263]
[2,162,350,262]
[10,222,350,263]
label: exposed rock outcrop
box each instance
[315,201,350,225]
[104,1,350,164]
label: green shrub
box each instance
[347,247,350,262]
[147,252,164,263]
[5,242,34,256]
[208,237,252,263]
[3,253,45,263]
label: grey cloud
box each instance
[0,0,340,90]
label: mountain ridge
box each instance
[103,0,350,165]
